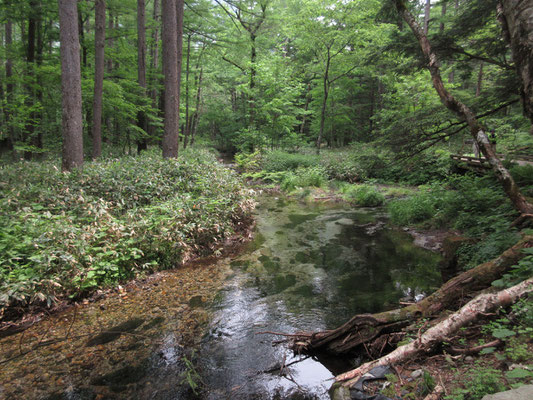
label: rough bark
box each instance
[91,0,105,159]
[498,0,533,128]
[161,0,180,158]
[335,277,533,388]
[290,235,532,355]
[137,0,148,153]
[394,0,533,216]
[149,0,160,138]
[59,0,84,171]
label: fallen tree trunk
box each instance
[290,235,532,355]
[335,277,533,388]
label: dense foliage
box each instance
[0,149,254,316]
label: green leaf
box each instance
[505,369,532,379]
[492,328,516,339]
[479,347,495,355]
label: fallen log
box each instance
[334,277,533,388]
[290,235,532,355]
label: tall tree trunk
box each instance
[300,83,311,134]
[91,0,105,159]
[161,0,180,158]
[476,61,484,97]
[105,6,114,140]
[423,0,431,34]
[394,0,533,216]
[183,34,191,149]
[24,1,37,160]
[5,18,16,160]
[59,0,84,171]
[498,0,533,130]
[149,0,160,137]
[190,67,203,147]
[137,0,148,153]
[317,47,331,154]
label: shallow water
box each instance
[0,194,441,400]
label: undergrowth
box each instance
[0,149,254,317]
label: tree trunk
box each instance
[290,235,532,355]
[183,34,191,149]
[149,0,160,137]
[498,0,533,129]
[59,0,84,171]
[91,0,105,159]
[423,0,431,34]
[300,83,311,134]
[334,277,533,390]
[24,1,37,160]
[394,0,533,216]
[190,67,203,147]
[137,0,148,153]
[161,0,180,158]
[317,47,331,155]
[476,61,484,97]
[5,18,16,160]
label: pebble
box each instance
[465,356,474,362]
[411,369,424,379]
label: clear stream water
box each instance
[0,194,441,400]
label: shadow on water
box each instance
[0,194,441,400]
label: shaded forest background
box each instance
[0,0,532,162]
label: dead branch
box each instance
[335,277,533,388]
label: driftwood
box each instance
[334,277,533,388]
[290,235,532,355]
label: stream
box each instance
[0,194,441,400]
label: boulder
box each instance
[481,385,533,400]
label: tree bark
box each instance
[316,46,331,154]
[498,0,533,129]
[183,34,191,149]
[161,0,180,158]
[59,0,84,171]
[290,235,533,355]
[335,277,533,389]
[149,0,160,137]
[423,0,431,34]
[190,67,203,147]
[137,0,148,153]
[91,0,105,159]
[5,18,16,159]
[394,0,533,216]
[476,61,484,97]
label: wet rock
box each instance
[86,318,145,346]
[481,385,533,400]
[44,387,97,400]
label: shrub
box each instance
[279,167,327,192]
[343,184,385,207]
[261,150,318,172]
[446,364,505,400]
[0,149,255,312]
